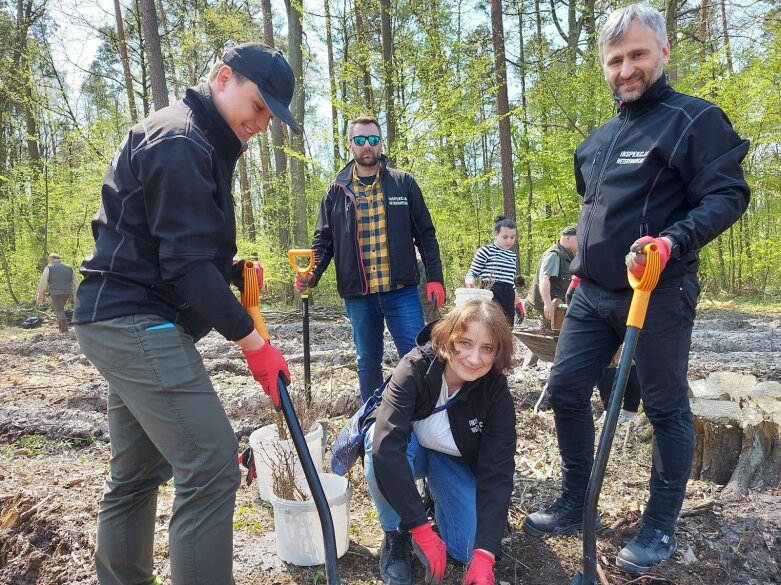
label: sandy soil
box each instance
[1,305,779,585]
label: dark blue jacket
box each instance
[572,75,750,290]
[74,85,254,342]
[310,155,443,298]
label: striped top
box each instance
[466,243,517,286]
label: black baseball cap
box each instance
[561,225,577,236]
[222,43,302,135]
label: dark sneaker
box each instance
[616,524,676,573]
[379,531,412,585]
[523,497,588,536]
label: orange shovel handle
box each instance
[626,243,661,329]
[241,260,270,341]
[287,249,315,275]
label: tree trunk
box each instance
[517,0,534,275]
[355,0,375,112]
[260,0,290,253]
[719,0,733,75]
[113,0,138,123]
[155,0,179,99]
[490,0,517,225]
[665,0,679,84]
[238,156,256,242]
[689,372,781,496]
[379,0,396,166]
[139,0,169,110]
[285,0,307,251]
[323,0,341,168]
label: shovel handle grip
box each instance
[241,261,270,341]
[626,243,661,329]
[287,249,315,275]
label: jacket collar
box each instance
[184,84,244,159]
[617,74,673,116]
[334,154,389,188]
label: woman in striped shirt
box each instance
[465,216,519,326]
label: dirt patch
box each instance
[1,305,779,584]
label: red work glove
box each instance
[626,236,671,279]
[565,275,581,306]
[243,343,291,410]
[426,282,446,309]
[462,549,495,585]
[514,301,525,325]
[295,271,317,291]
[410,523,447,584]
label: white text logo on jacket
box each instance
[616,150,648,165]
[387,196,408,206]
[469,418,483,433]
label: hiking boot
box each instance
[616,524,676,573]
[523,497,587,537]
[379,531,412,585]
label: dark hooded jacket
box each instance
[368,325,516,557]
[73,84,254,342]
[571,75,750,290]
[310,155,443,298]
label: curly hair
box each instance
[430,298,515,373]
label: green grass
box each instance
[233,504,264,532]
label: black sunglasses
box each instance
[352,135,381,146]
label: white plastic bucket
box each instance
[454,287,494,305]
[249,422,323,501]
[270,473,352,566]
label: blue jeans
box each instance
[344,285,424,401]
[547,275,699,533]
[363,423,477,564]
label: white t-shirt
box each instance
[413,376,461,456]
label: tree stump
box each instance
[689,372,781,495]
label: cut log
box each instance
[689,373,781,495]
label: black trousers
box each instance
[547,274,699,532]
[490,281,515,326]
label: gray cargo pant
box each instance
[76,314,240,585]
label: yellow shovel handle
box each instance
[626,243,661,329]
[287,249,315,275]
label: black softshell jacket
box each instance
[310,155,443,298]
[369,327,516,557]
[74,84,254,342]
[572,75,750,291]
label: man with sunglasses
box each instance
[298,115,444,403]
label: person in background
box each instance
[73,43,297,585]
[37,252,79,333]
[417,252,442,324]
[364,298,516,585]
[297,115,445,402]
[524,3,749,574]
[465,215,519,326]
[513,274,526,327]
[527,226,578,329]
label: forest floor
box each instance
[1,303,780,585]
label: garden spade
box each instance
[241,261,340,584]
[287,249,316,405]
[569,243,661,585]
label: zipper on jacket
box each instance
[580,111,631,279]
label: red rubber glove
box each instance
[295,271,317,291]
[243,343,291,409]
[410,523,447,584]
[462,550,495,585]
[626,236,671,278]
[514,301,525,324]
[426,282,446,309]
[565,275,581,306]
